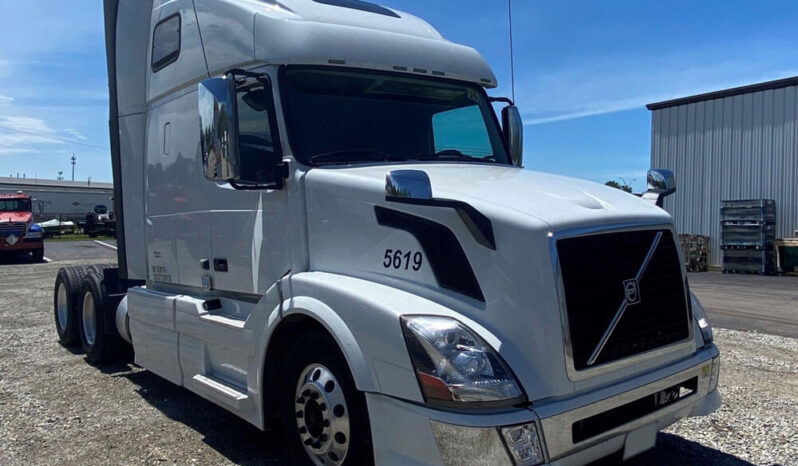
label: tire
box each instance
[32,248,44,263]
[79,272,122,364]
[281,331,374,466]
[86,263,114,277]
[53,266,88,347]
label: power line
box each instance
[0,127,110,151]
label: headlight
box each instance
[401,316,524,407]
[26,225,43,239]
[690,292,713,346]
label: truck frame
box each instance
[52,1,720,465]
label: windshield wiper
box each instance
[308,150,403,166]
[410,150,497,163]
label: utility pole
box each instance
[71,154,76,181]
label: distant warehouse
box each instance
[648,76,798,266]
[0,177,114,222]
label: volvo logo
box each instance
[623,279,641,305]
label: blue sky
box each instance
[1,1,797,191]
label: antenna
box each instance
[71,154,76,181]
[507,0,516,103]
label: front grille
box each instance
[0,222,26,238]
[557,229,690,370]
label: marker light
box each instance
[690,293,714,346]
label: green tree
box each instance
[605,180,633,193]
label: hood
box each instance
[321,163,671,230]
[0,212,32,224]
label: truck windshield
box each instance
[0,199,31,212]
[280,67,510,166]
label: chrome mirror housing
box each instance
[647,169,675,193]
[643,169,676,208]
[386,170,433,200]
[198,76,240,182]
[502,105,524,167]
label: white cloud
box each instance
[0,115,55,133]
[0,95,12,104]
[0,115,64,151]
[517,40,798,126]
[64,129,87,141]
[0,147,35,155]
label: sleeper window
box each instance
[152,14,181,72]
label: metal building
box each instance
[0,177,114,222]
[648,76,798,266]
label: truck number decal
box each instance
[383,249,423,271]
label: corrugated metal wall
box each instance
[651,85,798,266]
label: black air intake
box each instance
[557,229,690,370]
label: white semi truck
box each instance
[52,1,720,464]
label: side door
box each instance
[208,73,292,296]
[177,70,292,409]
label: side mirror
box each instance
[643,169,676,208]
[199,76,240,182]
[502,105,524,167]
[199,72,286,189]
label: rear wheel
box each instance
[282,332,373,466]
[86,263,114,277]
[53,266,87,346]
[79,272,122,364]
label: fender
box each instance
[257,271,508,408]
[281,295,377,393]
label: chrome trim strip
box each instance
[548,223,694,381]
[586,231,663,366]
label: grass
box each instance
[45,233,116,242]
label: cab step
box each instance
[191,374,248,409]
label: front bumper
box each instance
[0,238,43,253]
[366,344,720,466]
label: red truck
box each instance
[0,192,44,262]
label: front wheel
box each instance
[282,333,373,466]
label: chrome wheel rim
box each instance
[295,364,350,466]
[82,291,96,346]
[56,283,69,330]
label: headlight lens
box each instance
[690,292,713,346]
[26,225,43,239]
[401,316,524,406]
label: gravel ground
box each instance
[630,328,798,466]
[1,261,796,465]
